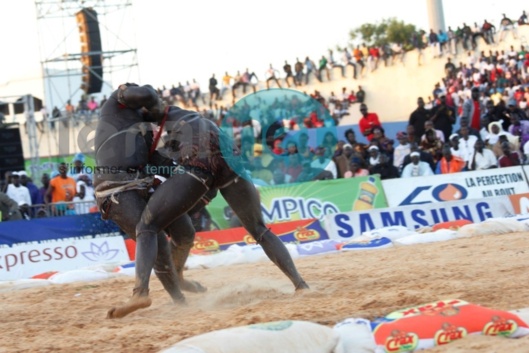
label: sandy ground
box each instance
[1,231,528,353]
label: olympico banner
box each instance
[206,176,388,229]
[382,166,529,207]
[324,194,520,240]
[0,236,129,281]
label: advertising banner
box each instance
[206,176,388,229]
[0,213,120,246]
[382,166,529,207]
[0,236,129,280]
[508,193,529,215]
[192,219,328,253]
[324,195,519,240]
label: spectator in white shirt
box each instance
[401,152,434,177]
[5,172,31,207]
[393,131,411,170]
[421,120,445,142]
[311,146,337,179]
[468,140,498,170]
[448,135,467,161]
[5,172,31,219]
[466,51,476,67]
[456,126,478,162]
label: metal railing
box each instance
[23,200,98,219]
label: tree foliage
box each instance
[350,18,418,48]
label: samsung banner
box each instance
[324,195,521,240]
[382,166,529,207]
[0,236,129,281]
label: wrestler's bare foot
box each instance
[179,279,207,293]
[295,281,310,291]
[107,288,152,319]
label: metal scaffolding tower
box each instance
[26,0,140,175]
[34,0,140,110]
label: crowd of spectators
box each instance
[31,10,528,137]
[208,11,529,187]
[4,9,529,219]
[0,153,96,222]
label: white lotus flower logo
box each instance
[82,241,119,262]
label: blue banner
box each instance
[0,213,121,246]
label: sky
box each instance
[0,0,525,110]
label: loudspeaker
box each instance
[0,101,9,115]
[13,96,43,115]
[0,127,25,177]
[76,8,103,95]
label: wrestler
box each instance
[107,86,309,318]
[94,83,210,313]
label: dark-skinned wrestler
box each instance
[94,83,215,313]
[107,84,309,319]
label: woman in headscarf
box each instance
[485,121,518,157]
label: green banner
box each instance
[207,176,388,229]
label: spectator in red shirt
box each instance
[498,141,521,167]
[368,46,380,71]
[359,103,382,141]
[304,110,324,128]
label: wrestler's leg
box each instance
[109,174,210,319]
[165,214,207,293]
[153,231,187,302]
[220,178,309,291]
[101,190,144,241]
[103,191,185,297]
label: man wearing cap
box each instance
[358,104,382,141]
[69,153,90,181]
[401,143,436,172]
[401,151,434,177]
[5,172,32,219]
